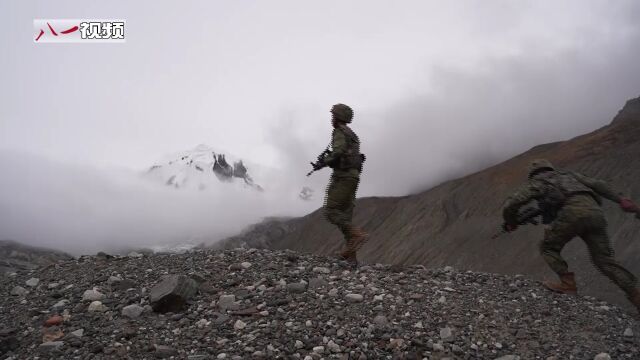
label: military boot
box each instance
[542,272,577,295]
[628,288,640,315]
[348,227,369,253]
[339,238,357,263]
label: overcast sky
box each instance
[1,1,639,252]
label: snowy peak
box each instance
[143,145,263,191]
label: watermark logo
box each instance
[34,19,126,43]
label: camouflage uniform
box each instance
[322,104,367,261]
[503,160,639,301]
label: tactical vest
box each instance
[531,170,600,223]
[335,124,365,171]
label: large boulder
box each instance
[149,275,199,313]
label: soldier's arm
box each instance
[569,171,622,203]
[502,184,541,225]
[323,129,347,167]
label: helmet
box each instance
[331,103,354,123]
[528,159,555,177]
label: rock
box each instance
[345,293,364,303]
[313,266,331,274]
[295,340,304,349]
[495,356,520,360]
[155,345,178,358]
[308,277,328,290]
[234,320,247,330]
[149,275,199,313]
[10,286,27,296]
[87,301,108,312]
[440,327,453,342]
[594,354,611,360]
[327,340,341,352]
[122,304,145,319]
[287,282,308,293]
[240,261,252,269]
[39,341,64,354]
[373,315,389,327]
[52,299,69,309]
[111,279,136,291]
[128,251,144,258]
[218,294,239,311]
[70,329,84,338]
[82,289,105,301]
[623,328,633,337]
[25,278,40,287]
[433,343,445,352]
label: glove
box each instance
[620,198,639,213]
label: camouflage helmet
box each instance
[528,159,555,176]
[331,103,354,123]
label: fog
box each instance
[0,151,321,255]
[1,1,640,253]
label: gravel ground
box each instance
[1,248,638,359]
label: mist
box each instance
[272,30,640,197]
[2,1,640,253]
[0,151,319,255]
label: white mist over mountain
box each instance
[0,148,320,255]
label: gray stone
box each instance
[10,286,27,296]
[287,282,307,293]
[87,301,107,312]
[82,289,105,301]
[149,275,199,313]
[122,304,145,319]
[440,327,453,342]
[39,341,64,354]
[594,354,611,360]
[345,294,364,303]
[218,295,239,311]
[111,279,136,291]
[308,277,328,290]
[71,329,84,338]
[495,356,520,360]
[623,328,633,337]
[155,345,178,358]
[313,266,331,274]
[373,315,389,327]
[25,278,39,287]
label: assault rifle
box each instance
[306,147,331,177]
[492,207,543,239]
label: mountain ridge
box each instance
[217,96,640,310]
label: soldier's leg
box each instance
[540,215,579,293]
[580,215,638,297]
[323,176,359,241]
[540,218,576,275]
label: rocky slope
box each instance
[0,240,73,274]
[1,248,638,359]
[217,96,640,311]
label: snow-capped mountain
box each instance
[143,144,264,191]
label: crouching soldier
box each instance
[502,159,640,313]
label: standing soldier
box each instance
[311,103,368,264]
[502,159,640,313]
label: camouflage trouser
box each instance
[324,175,359,240]
[540,197,638,295]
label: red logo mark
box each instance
[35,22,79,42]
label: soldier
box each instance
[502,159,640,313]
[316,103,368,263]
